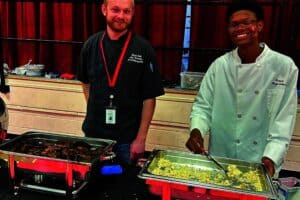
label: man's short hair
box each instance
[103,0,135,6]
[226,0,264,23]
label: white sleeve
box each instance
[263,61,298,170]
[190,62,216,137]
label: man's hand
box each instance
[185,129,205,154]
[262,157,275,177]
[130,138,145,161]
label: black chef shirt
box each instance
[77,31,164,143]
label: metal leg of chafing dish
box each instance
[65,162,73,199]
[8,154,18,195]
[162,183,171,200]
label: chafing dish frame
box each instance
[0,131,116,199]
[138,149,278,200]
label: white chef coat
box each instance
[190,43,298,174]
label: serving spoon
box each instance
[204,151,228,175]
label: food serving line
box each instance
[0,131,294,200]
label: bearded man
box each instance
[77,0,164,165]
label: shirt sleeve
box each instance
[190,61,216,137]
[141,44,165,100]
[263,61,298,171]
[76,41,89,84]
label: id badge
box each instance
[105,107,116,124]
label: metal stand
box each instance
[7,155,90,199]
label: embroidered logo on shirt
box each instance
[149,63,154,72]
[128,53,144,64]
[272,78,286,86]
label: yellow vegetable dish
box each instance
[150,158,263,192]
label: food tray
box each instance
[138,149,277,199]
[0,131,117,198]
[0,131,116,164]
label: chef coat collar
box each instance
[232,43,269,64]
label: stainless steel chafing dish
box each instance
[138,149,278,199]
[0,131,116,199]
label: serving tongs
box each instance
[204,151,228,175]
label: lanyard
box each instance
[100,31,132,88]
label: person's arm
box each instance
[81,83,90,102]
[77,36,92,102]
[186,63,216,153]
[263,61,298,176]
[130,98,156,160]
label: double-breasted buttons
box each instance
[253,141,258,145]
[253,116,257,120]
[254,90,259,95]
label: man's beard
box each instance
[107,19,131,33]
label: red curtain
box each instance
[189,0,298,74]
[189,2,231,72]
[0,1,298,82]
[134,1,186,81]
[0,2,106,74]
[0,1,186,81]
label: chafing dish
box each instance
[0,131,116,199]
[138,149,278,200]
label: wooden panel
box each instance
[293,109,300,137]
[146,125,210,152]
[153,99,192,125]
[8,108,84,136]
[284,137,300,171]
[286,144,300,162]
[7,80,86,113]
[146,125,190,151]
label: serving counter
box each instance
[1,75,300,172]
